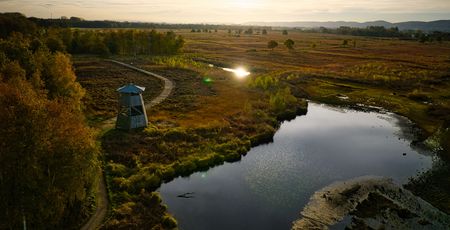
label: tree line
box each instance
[0,13,100,229]
[302,26,450,42]
[45,28,184,56]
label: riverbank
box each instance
[292,176,450,229]
[74,56,306,228]
[74,31,449,229]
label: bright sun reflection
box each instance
[223,67,250,79]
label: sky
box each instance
[0,0,449,23]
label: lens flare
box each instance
[223,67,250,78]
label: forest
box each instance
[0,12,184,229]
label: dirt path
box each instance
[80,60,174,230]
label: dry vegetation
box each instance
[75,30,450,228]
[74,57,163,122]
[180,30,450,141]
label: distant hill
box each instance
[243,20,450,32]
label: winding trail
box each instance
[80,60,174,230]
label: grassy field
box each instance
[179,30,450,134]
[74,30,450,228]
[74,58,164,123]
[74,53,306,228]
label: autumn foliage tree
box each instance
[0,29,99,228]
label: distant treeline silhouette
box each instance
[302,26,450,42]
[2,12,449,44]
[29,16,271,31]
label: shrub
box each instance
[107,162,129,177]
[161,214,177,229]
[112,177,130,190]
[268,40,278,50]
[163,128,196,142]
[141,192,162,207]
[224,152,242,162]
[249,73,279,90]
[144,124,161,136]
[173,160,197,175]
[158,167,175,181]
[129,172,161,192]
[269,87,297,113]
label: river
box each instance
[159,102,435,230]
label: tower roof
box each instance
[117,83,145,94]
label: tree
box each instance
[282,30,288,35]
[0,79,99,229]
[0,30,99,228]
[262,29,268,35]
[45,37,65,53]
[268,40,278,50]
[284,39,295,50]
[342,39,349,46]
[41,52,85,110]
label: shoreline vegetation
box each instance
[82,57,308,229]
[1,13,449,229]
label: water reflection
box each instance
[159,103,434,230]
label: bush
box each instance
[268,40,278,50]
[158,167,175,181]
[173,160,197,176]
[249,73,279,90]
[112,177,130,190]
[107,162,129,177]
[224,152,242,162]
[161,214,177,229]
[269,87,297,113]
[163,128,197,142]
[141,192,162,207]
[129,172,161,192]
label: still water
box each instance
[159,103,434,230]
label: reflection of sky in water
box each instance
[159,103,434,230]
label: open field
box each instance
[73,52,306,228]
[176,30,450,143]
[73,30,450,228]
[74,58,164,123]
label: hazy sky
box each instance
[1,0,449,23]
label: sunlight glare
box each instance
[223,67,250,79]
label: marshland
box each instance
[1,2,450,229]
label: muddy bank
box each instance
[292,176,450,229]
